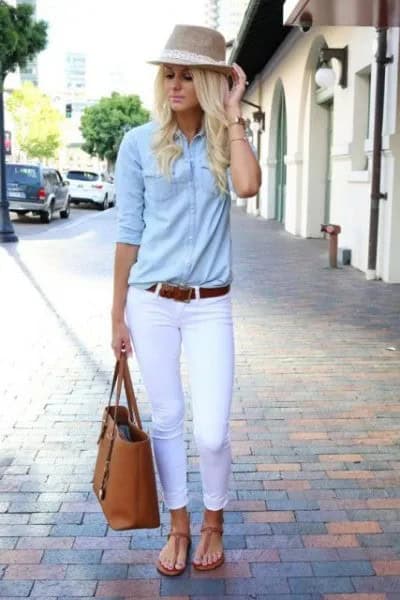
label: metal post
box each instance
[367,28,390,279]
[329,233,338,268]
[0,83,18,243]
[321,224,341,268]
[254,128,260,213]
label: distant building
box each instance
[16,0,39,86]
[205,0,249,42]
[65,52,86,91]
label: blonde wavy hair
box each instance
[152,66,230,194]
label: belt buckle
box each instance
[178,284,192,303]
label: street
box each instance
[0,205,400,599]
[10,205,108,238]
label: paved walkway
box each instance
[0,206,400,599]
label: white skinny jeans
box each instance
[125,286,234,510]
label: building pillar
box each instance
[284,152,303,235]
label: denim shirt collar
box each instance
[173,127,205,142]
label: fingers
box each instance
[232,63,248,88]
[233,62,247,79]
[111,335,132,359]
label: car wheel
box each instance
[99,194,109,211]
[60,199,71,219]
[40,204,53,224]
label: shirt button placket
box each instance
[186,143,195,278]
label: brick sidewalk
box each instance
[0,206,400,599]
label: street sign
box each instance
[2,131,12,156]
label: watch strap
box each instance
[228,116,246,127]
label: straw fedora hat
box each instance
[148,24,233,75]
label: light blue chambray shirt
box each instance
[115,120,233,290]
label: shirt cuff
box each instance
[116,226,143,245]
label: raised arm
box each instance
[225,63,262,198]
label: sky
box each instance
[35,0,207,109]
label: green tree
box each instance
[6,82,63,161]
[80,92,150,168]
[0,0,47,242]
[0,1,47,84]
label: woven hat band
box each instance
[160,49,228,67]
[148,24,232,74]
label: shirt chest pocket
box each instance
[143,162,191,202]
[199,160,220,198]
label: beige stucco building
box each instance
[232,0,400,283]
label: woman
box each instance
[112,24,261,576]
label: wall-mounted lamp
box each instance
[315,46,348,89]
[252,109,265,132]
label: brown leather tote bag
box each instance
[92,352,160,530]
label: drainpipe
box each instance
[366,28,392,280]
[242,98,264,215]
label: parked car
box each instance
[65,170,115,210]
[6,163,71,223]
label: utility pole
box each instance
[0,78,18,243]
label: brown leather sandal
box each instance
[156,531,191,577]
[192,524,225,571]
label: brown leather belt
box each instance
[146,282,230,303]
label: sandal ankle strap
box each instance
[167,531,191,542]
[200,525,223,535]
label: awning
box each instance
[284,0,400,27]
[230,0,291,86]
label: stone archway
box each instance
[266,79,287,223]
[298,35,334,237]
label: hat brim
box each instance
[148,59,233,76]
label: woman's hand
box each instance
[111,317,133,359]
[224,62,248,115]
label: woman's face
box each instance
[163,64,201,112]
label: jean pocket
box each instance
[128,286,156,304]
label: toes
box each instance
[159,551,174,571]
[199,551,221,566]
[177,547,187,563]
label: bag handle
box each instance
[106,350,142,429]
[98,352,143,500]
[122,355,142,429]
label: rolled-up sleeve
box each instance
[115,130,145,245]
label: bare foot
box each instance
[158,508,190,572]
[193,509,224,567]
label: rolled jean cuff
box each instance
[203,494,230,511]
[163,490,189,510]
